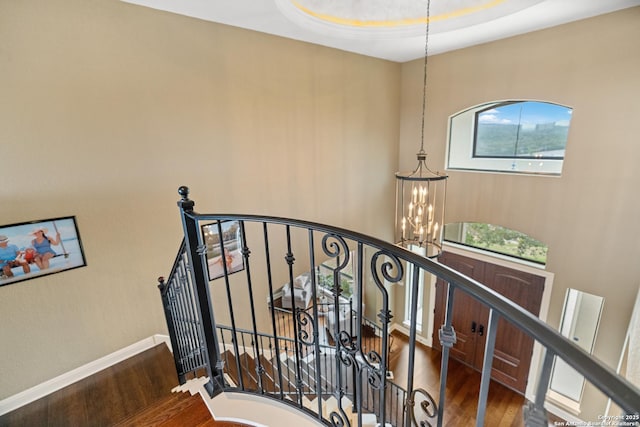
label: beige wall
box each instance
[0,0,400,398]
[2,0,638,419]
[399,7,640,419]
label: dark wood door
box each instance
[432,252,545,394]
[433,253,485,366]
[483,263,545,392]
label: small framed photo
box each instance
[0,216,87,287]
[201,220,244,281]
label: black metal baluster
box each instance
[371,251,395,427]
[322,242,353,426]
[219,330,229,386]
[158,276,185,383]
[263,222,285,399]
[405,262,421,427]
[284,225,304,406]
[168,266,191,380]
[215,219,243,390]
[258,335,267,394]
[179,253,204,374]
[240,332,249,390]
[171,266,190,374]
[166,284,186,376]
[307,229,324,419]
[437,282,457,427]
[283,342,291,395]
[172,258,189,373]
[267,339,275,395]
[476,309,500,426]
[239,221,264,394]
[523,348,554,426]
[354,243,365,425]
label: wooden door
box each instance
[432,252,545,394]
[432,253,485,367]
[483,263,544,392]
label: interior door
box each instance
[432,252,545,394]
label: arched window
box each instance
[447,100,572,175]
[443,222,547,265]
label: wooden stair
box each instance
[222,350,295,395]
[114,392,214,426]
[221,347,384,426]
[222,349,327,400]
[114,390,253,427]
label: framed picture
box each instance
[0,216,87,287]
[201,220,244,281]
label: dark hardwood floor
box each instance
[0,344,254,427]
[0,344,181,427]
[388,332,529,426]
[0,335,560,426]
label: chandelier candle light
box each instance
[395,0,448,258]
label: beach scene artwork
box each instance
[0,216,86,286]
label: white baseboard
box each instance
[0,334,170,416]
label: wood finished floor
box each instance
[0,344,251,427]
[0,335,560,426]
[0,344,182,427]
[388,332,528,426]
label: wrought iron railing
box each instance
[158,186,640,426]
[157,240,207,384]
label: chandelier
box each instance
[395,0,448,258]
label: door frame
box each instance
[426,242,555,400]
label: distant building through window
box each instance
[447,100,573,175]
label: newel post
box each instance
[177,186,224,397]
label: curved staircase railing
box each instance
[158,186,640,427]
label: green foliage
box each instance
[476,123,568,157]
[463,223,547,264]
[318,273,353,298]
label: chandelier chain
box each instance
[396,0,447,258]
[419,0,431,154]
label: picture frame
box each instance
[0,216,87,287]
[201,220,244,281]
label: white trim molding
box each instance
[0,334,170,416]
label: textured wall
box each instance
[0,0,400,399]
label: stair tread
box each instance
[114,392,213,427]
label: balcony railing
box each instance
[158,186,640,426]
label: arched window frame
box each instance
[446,100,573,175]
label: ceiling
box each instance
[122,0,640,62]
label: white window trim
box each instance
[446,100,570,176]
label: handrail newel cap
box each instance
[177,186,195,211]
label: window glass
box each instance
[317,255,354,299]
[447,100,572,175]
[443,222,547,265]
